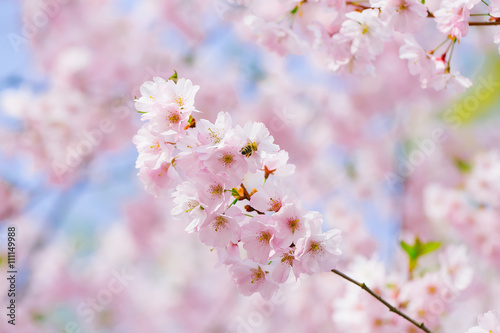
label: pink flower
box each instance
[202,145,249,183]
[135,77,199,115]
[272,202,308,247]
[193,171,234,213]
[270,248,302,283]
[428,71,473,93]
[233,121,280,172]
[198,206,243,247]
[149,104,190,140]
[249,179,292,213]
[399,37,436,86]
[434,1,479,40]
[372,0,428,33]
[134,77,170,113]
[341,9,391,56]
[171,181,207,233]
[138,161,179,197]
[164,78,200,112]
[229,260,278,299]
[260,150,295,179]
[133,123,173,170]
[240,216,278,264]
[466,311,500,333]
[295,217,342,274]
[196,111,233,146]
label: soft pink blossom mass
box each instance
[1,0,500,332]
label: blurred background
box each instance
[1,0,500,332]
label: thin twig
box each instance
[331,269,432,333]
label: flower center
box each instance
[185,200,199,213]
[308,241,324,254]
[287,217,300,233]
[158,163,170,177]
[269,197,282,212]
[361,24,370,34]
[167,112,180,124]
[259,231,271,243]
[250,266,265,284]
[220,153,234,166]
[173,96,183,106]
[208,184,223,198]
[150,138,160,150]
[281,251,294,267]
[213,216,228,232]
[208,128,222,144]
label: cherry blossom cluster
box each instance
[133,76,342,299]
[227,0,500,91]
[425,150,500,268]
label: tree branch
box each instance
[469,21,500,26]
[331,269,432,333]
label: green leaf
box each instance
[137,111,147,114]
[227,198,238,209]
[290,5,299,14]
[400,237,441,273]
[400,241,417,260]
[420,241,441,256]
[169,70,178,83]
[231,188,239,197]
[32,313,45,322]
[454,157,472,173]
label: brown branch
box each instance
[469,21,500,26]
[331,269,432,333]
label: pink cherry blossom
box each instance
[198,206,243,247]
[295,217,342,274]
[434,3,476,40]
[272,202,309,247]
[171,181,207,233]
[341,9,391,56]
[240,216,278,264]
[399,37,436,87]
[229,260,279,299]
[249,179,290,213]
[202,144,249,183]
[372,0,428,33]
